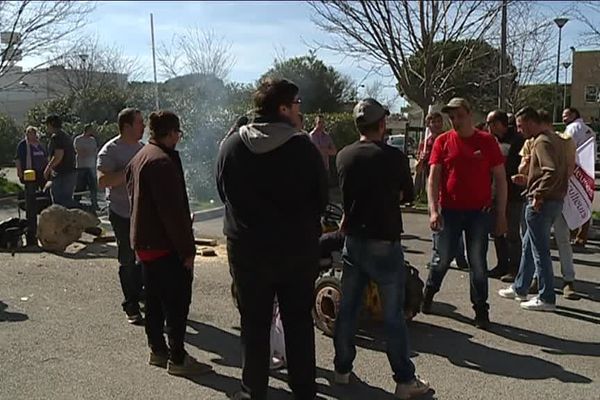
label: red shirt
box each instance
[136,249,171,262]
[429,129,504,210]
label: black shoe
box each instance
[421,288,435,314]
[127,312,144,325]
[474,308,490,330]
[500,273,515,283]
[488,266,507,279]
[456,260,469,270]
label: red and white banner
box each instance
[563,136,596,230]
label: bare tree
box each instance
[574,1,600,46]
[494,1,557,110]
[0,1,93,87]
[49,36,142,95]
[157,27,236,80]
[309,0,503,114]
[362,79,399,109]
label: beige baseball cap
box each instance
[441,97,472,113]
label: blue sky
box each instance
[19,1,598,111]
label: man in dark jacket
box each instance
[127,110,212,377]
[486,110,525,282]
[216,78,328,400]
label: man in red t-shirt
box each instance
[422,98,508,329]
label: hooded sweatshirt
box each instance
[216,115,329,255]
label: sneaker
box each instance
[167,354,214,377]
[488,266,507,279]
[528,278,539,294]
[333,371,351,385]
[500,273,515,283]
[270,356,285,370]
[520,297,556,312]
[562,282,577,300]
[231,391,251,400]
[498,287,527,302]
[127,313,144,325]
[474,309,490,330]
[149,351,169,368]
[421,288,435,314]
[395,376,430,399]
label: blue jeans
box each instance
[50,171,77,208]
[513,200,563,304]
[334,236,415,383]
[431,231,467,267]
[426,209,491,310]
[75,167,99,209]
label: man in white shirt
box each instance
[562,107,597,247]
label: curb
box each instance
[193,206,225,222]
[402,206,429,215]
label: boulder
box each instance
[37,205,100,252]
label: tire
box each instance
[312,275,342,337]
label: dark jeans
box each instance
[75,167,98,209]
[430,231,467,267]
[142,253,193,364]
[493,201,525,275]
[50,171,77,208]
[228,239,318,400]
[334,236,416,384]
[109,209,143,315]
[426,209,491,310]
[513,200,563,304]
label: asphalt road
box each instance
[1,211,598,400]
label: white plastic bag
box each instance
[269,297,286,369]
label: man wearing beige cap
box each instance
[422,97,508,329]
[334,98,430,399]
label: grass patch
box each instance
[0,175,21,196]
[593,211,600,221]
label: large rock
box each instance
[37,205,100,252]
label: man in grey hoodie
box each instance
[216,78,328,400]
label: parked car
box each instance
[386,134,416,157]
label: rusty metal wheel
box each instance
[313,276,342,337]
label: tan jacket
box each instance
[527,132,569,201]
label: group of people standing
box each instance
[14,116,100,211]
[417,100,595,321]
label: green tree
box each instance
[260,54,356,113]
[0,113,22,166]
[513,84,566,113]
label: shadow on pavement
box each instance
[0,300,28,322]
[351,305,592,384]
[554,276,600,303]
[184,320,419,399]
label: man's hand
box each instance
[43,167,52,180]
[495,214,508,237]
[511,174,527,187]
[430,211,443,232]
[532,196,544,212]
[183,255,195,270]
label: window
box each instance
[585,85,599,103]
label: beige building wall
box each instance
[571,50,600,122]
[0,66,127,124]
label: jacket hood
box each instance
[238,122,304,154]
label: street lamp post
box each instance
[553,17,569,123]
[562,61,571,110]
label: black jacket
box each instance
[498,128,525,202]
[216,115,328,255]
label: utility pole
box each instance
[498,0,507,110]
[150,13,159,111]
